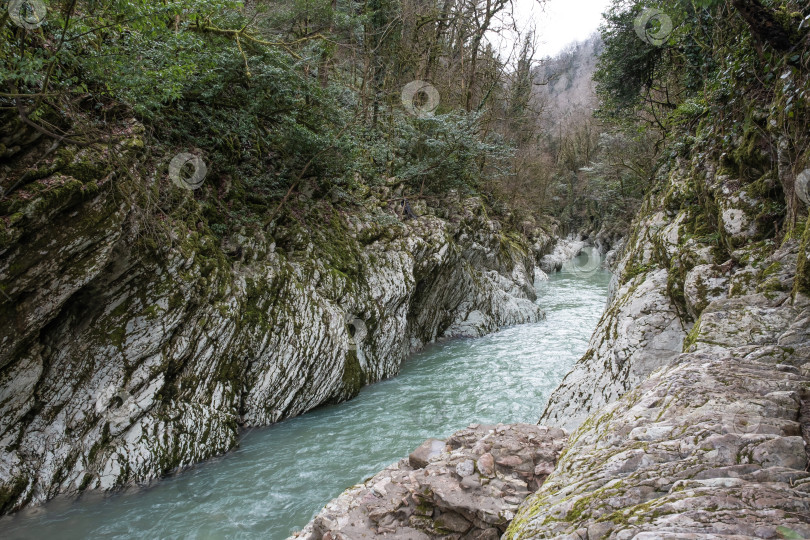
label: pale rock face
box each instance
[290,423,567,540]
[506,291,810,539]
[538,237,587,273]
[507,158,810,538]
[0,172,545,513]
[540,267,687,432]
[718,188,760,243]
[294,125,809,540]
[602,241,623,272]
[688,294,800,354]
[683,263,730,319]
[533,268,549,285]
[537,160,778,433]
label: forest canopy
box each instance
[2,0,808,239]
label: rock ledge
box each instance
[290,423,567,540]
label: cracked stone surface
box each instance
[289,423,567,540]
[540,156,808,434]
[540,265,688,432]
[507,155,810,538]
[506,293,810,539]
[0,135,553,513]
[295,148,810,540]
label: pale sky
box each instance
[490,0,612,59]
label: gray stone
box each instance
[0,172,549,513]
[290,423,567,539]
[410,439,446,469]
[456,459,475,478]
[539,237,587,273]
[683,263,730,318]
[435,512,471,533]
[541,266,687,431]
[505,158,810,539]
[477,453,495,477]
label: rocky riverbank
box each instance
[503,148,810,536]
[0,126,555,513]
[291,423,568,540]
[296,134,810,538]
[507,290,810,538]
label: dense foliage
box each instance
[1,0,558,241]
[576,0,809,239]
[4,0,807,248]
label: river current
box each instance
[1,251,611,539]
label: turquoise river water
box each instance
[1,253,611,539]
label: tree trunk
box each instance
[731,0,794,51]
[318,0,338,88]
[777,136,799,230]
[426,0,453,79]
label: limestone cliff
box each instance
[507,152,810,537]
[278,138,810,539]
[0,123,552,513]
[507,251,810,537]
[541,152,810,429]
[506,6,810,533]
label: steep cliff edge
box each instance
[508,82,810,540]
[511,118,810,537]
[292,160,810,538]
[507,249,810,537]
[541,158,810,432]
[0,123,552,513]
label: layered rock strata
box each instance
[509,153,810,536]
[541,157,809,431]
[507,288,810,538]
[0,134,550,512]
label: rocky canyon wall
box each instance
[289,143,810,539]
[507,149,810,537]
[0,125,553,513]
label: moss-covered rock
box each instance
[0,121,545,513]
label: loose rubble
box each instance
[290,423,567,540]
